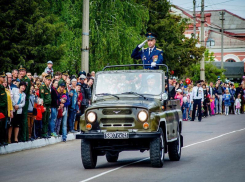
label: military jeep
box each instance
[76,64,183,169]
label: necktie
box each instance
[149,49,152,55]
[196,87,199,97]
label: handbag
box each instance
[30,98,37,116]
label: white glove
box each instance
[151,62,156,67]
[138,39,148,48]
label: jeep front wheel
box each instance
[81,139,97,169]
[150,128,164,167]
[106,151,119,162]
[168,132,181,161]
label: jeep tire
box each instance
[168,132,181,161]
[81,139,97,169]
[106,151,119,162]
[150,128,164,167]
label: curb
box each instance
[0,133,79,155]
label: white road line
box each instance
[80,158,149,182]
[80,128,245,182]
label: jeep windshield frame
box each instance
[92,70,165,102]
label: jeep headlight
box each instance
[87,112,97,123]
[138,110,148,122]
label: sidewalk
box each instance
[0,133,78,155]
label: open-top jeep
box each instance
[76,64,183,169]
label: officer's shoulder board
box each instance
[156,48,162,52]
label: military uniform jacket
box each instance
[131,46,164,69]
[39,83,51,107]
[21,75,31,100]
[0,85,7,116]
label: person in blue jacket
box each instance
[223,88,231,116]
[131,32,164,69]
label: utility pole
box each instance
[81,0,89,73]
[220,11,225,70]
[200,0,205,81]
[193,0,196,39]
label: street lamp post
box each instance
[219,11,225,70]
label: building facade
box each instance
[172,6,245,81]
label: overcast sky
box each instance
[170,0,245,19]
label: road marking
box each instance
[80,158,149,182]
[182,128,245,149]
[80,128,245,182]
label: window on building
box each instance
[206,39,215,47]
[226,59,236,62]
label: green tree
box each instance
[185,49,226,83]
[135,0,205,76]
[0,0,65,73]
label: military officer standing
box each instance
[0,72,8,146]
[58,71,69,88]
[131,32,164,69]
[18,66,31,142]
[190,80,204,122]
[39,74,52,138]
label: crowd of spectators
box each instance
[0,61,95,146]
[1,60,245,146]
[168,76,245,121]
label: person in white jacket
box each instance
[11,82,26,143]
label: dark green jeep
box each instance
[76,64,183,169]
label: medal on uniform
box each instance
[153,55,158,62]
[41,89,44,93]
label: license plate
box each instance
[104,132,129,139]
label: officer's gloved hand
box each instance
[138,39,148,48]
[151,62,156,68]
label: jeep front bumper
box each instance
[76,132,160,139]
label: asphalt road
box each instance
[0,114,245,182]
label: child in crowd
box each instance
[55,95,67,136]
[174,89,183,106]
[210,95,215,116]
[223,88,231,116]
[182,91,189,121]
[34,98,45,139]
[235,93,241,115]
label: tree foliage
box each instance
[0,0,65,73]
[1,0,211,79]
[185,49,226,83]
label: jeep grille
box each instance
[102,109,132,115]
[100,118,134,127]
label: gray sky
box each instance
[170,0,245,19]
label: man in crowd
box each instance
[12,69,18,80]
[190,80,204,122]
[59,71,69,88]
[39,74,52,138]
[68,78,78,133]
[57,82,70,142]
[0,71,7,146]
[27,72,32,80]
[131,32,164,69]
[79,74,88,115]
[18,65,31,142]
[215,79,223,114]
[6,72,12,89]
[208,82,214,97]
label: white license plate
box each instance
[104,132,129,139]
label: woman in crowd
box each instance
[3,78,13,144]
[27,86,36,141]
[11,82,26,143]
